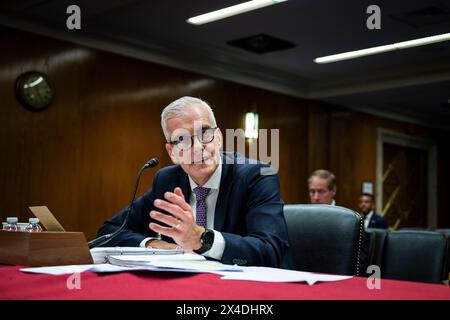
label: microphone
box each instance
[88,157,159,249]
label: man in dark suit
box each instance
[97,96,292,269]
[358,193,388,276]
[358,193,388,229]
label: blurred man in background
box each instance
[308,169,336,205]
[358,193,388,229]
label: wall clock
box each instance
[15,71,54,111]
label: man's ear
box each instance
[216,128,223,149]
[330,186,337,198]
[165,143,178,164]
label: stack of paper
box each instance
[90,247,184,264]
[21,249,353,285]
[107,254,242,272]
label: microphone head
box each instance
[145,158,159,168]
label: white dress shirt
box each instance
[187,164,225,260]
[364,210,374,229]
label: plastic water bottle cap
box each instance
[6,217,18,223]
[29,218,40,224]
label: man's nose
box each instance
[190,137,204,163]
[192,135,204,148]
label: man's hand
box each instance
[145,239,179,250]
[149,187,204,251]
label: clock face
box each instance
[16,71,54,111]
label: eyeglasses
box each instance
[169,127,217,151]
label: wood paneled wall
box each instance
[0,26,448,239]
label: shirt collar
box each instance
[188,163,222,191]
[365,210,374,220]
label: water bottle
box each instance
[25,218,42,232]
[3,217,20,231]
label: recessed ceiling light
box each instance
[187,0,287,25]
[314,32,450,64]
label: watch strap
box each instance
[194,229,214,254]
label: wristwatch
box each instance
[194,229,215,254]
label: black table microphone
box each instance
[88,158,159,249]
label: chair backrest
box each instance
[284,204,363,276]
[435,229,450,281]
[365,228,389,269]
[381,230,447,283]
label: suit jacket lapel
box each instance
[177,168,191,202]
[162,167,190,244]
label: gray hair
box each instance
[308,169,337,191]
[161,96,217,141]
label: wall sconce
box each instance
[245,112,259,140]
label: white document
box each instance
[21,253,352,285]
[20,264,148,275]
[90,247,184,264]
[148,259,243,272]
[106,253,205,267]
[216,266,352,285]
[106,253,241,272]
[20,254,212,275]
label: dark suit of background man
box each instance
[358,193,388,229]
[97,96,292,268]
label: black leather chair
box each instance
[381,230,447,284]
[435,229,450,281]
[365,228,389,268]
[284,204,363,276]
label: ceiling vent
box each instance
[390,4,450,28]
[227,33,296,54]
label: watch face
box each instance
[16,71,54,111]
[201,229,215,248]
[195,229,215,254]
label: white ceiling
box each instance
[1,0,450,129]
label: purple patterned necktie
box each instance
[194,187,210,227]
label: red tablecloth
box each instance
[0,265,449,300]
